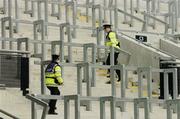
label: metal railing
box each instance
[26,94,49,119]
[27,94,180,119]
[0,109,20,119]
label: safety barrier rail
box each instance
[27,94,180,119]
[0,109,20,119]
[26,94,49,119]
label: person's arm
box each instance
[54,65,63,85]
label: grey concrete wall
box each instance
[160,39,180,59]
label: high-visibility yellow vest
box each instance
[105,31,120,50]
[45,62,63,87]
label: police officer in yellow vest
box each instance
[45,54,63,115]
[103,24,121,84]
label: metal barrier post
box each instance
[0,0,7,14]
[110,64,126,111]
[96,27,103,60]
[130,0,134,27]
[1,17,13,49]
[32,101,37,119]
[134,98,150,119]
[17,37,30,52]
[137,67,152,112]
[114,0,118,30]
[110,46,114,65]
[26,94,49,119]
[166,99,180,119]
[77,63,92,111]
[14,0,19,33]
[33,20,46,94]
[64,95,80,119]
[92,5,96,36]
[83,43,97,86]
[51,0,61,19]
[164,68,178,100]
[124,0,127,22]
[59,23,72,62]
[65,1,77,38]
[92,5,103,37]
[100,96,116,119]
[24,0,35,17]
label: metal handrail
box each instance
[0,109,20,119]
[26,94,49,119]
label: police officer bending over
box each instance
[103,24,121,84]
[45,55,63,115]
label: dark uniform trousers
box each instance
[47,86,60,112]
[106,52,121,81]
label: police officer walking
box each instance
[103,24,121,84]
[45,55,63,114]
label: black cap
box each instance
[52,54,59,61]
[103,24,112,29]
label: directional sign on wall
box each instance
[135,35,147,42]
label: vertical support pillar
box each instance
[31,101,37,119]
[59,41,64,79]
[75,95,80,119]
[100,96,116,119]
[86,0,89,22]
[147,67,152,112]
[77,63,91,111]
[37,1,42,20]
[178,101,180,119]
[58,0,62,20]
[136,0,140,12]
[1,17,13,49]
[130,0,134,27]
[114,0,118,30]
[110,46,114,66]
[166,101,173,119]
[72,1,77,38]
[33,21,38,54]
[14,0,19,33]
[24,0,28,13]
[110,65,126,111]
[173,68,178,99]
[91,44,96,87]
[77,65,82,95]
[103,0,107,22]
[138,68,143,98]
[67,24,72,63]
[3,0,7,14]
[34,20,46,94]
[8,0,12,17]
[164,72,169,100]
[134,98,150,119]
[96,27,101,60]
[44,0,48,36]
[92,5,96,36]
[110,66,116,96]
[100,99,105,119]
[64,98,70,119]
[124,0,127,22]
[31,1,35,17]
[51,3,55,15]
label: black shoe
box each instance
[106,81,111,84]
[48,111,58,115]
[117,79,121,82]
[106,75,110,78]
[158,96,164,99]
